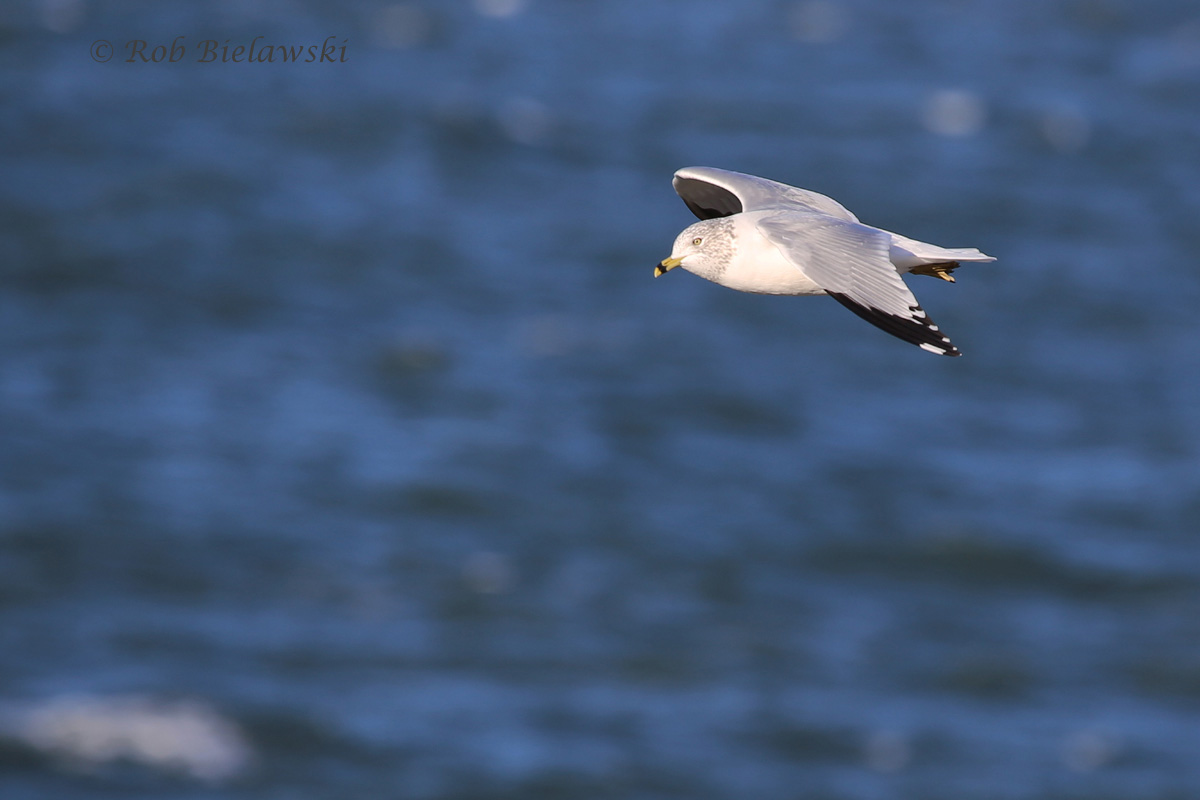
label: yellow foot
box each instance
[911,261,959,282]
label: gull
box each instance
[656,166,995,356]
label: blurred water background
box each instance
[3,0,1200,797]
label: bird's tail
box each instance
[888,234,995,282]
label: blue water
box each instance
[3,1,1200,797]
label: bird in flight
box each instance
[657,167,995,356]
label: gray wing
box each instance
[673,166,858,222]
[757,212,960,356]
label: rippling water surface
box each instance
[3,1,1200,798]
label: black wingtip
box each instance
[827,292,961,356]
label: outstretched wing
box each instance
[757,212,961,356]
[673,166,859,223]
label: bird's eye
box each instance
[692,237,703,246]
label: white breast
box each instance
[706,214,826,296]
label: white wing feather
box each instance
[673,166,859,222]
[757,212,912,316]
[756,211,961,355]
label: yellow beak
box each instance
[654,257,683,278]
